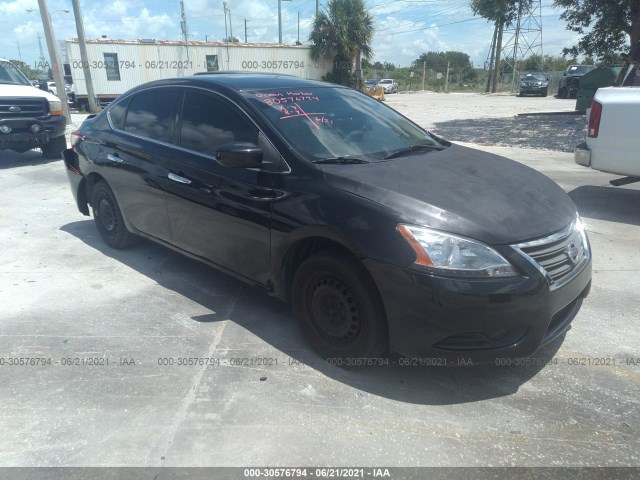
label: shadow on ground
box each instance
[570,185,640,227]
[432,114,584,152]
[61,220,566,406]
[0,149,62,169]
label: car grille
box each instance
[513,222,589,290]
[0,97,48,118]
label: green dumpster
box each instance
[575,67,619,111]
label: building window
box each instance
[104,53,121,81]
[206,55,219,72]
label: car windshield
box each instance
[568,66,594,75]
[243,86,442,161]
[0,60,32,86]
[525,73,546,81]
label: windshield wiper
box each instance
[383,144,446,160]
[312,157,369,165]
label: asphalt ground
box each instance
[0,93,639,471]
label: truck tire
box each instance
[41,135,67,159]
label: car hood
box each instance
[320,144,576,245]
[0,83,59,101]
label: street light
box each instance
[278,0,292,44]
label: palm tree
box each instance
[309,0,374,89]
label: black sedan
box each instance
[518,73,549,97]
[63,73,591,364]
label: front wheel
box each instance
[91,181,137,249]
[558,87,568,99]
[291,251,389,361]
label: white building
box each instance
[64,38,332,107]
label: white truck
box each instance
[574,86,640,182]
[0,58,67,158]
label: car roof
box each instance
[129,73,340,93]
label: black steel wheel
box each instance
[91,181,137,249]
[291,250,388,361]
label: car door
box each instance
[97,87,179,242]
[164,88,282,286]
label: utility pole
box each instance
[278,0,282,43]
[223,2,229,40]
[422,61,426,90]
[492,19,504,93]
[16,41,23,63]
[485,20,498,93]
[36,0,70,121]
[445,61,450,93]
[37,33,47,70]
[297,12,300,44]
[316,0,319,16]
[71,0,97,113]
[180,0,189,60]
[245,19,247,43]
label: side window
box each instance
[179,91,258,157]
[104,53,121,81]
[107,97,130,130]
[124,90,179,143]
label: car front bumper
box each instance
[0,115,66,149]
[365,245,592,364]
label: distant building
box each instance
[63,38,331,107]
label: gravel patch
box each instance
[431,113,587,153]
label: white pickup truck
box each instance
[574,86,640,181]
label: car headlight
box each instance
[397,224,519,278]
[520,82,527,87]
[48,100,63,116]
[575,213,589,253]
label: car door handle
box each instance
[106,153,122,163]
[168,172,192,185]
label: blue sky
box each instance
[0,0,582,69]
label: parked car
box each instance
[377,78,398,93]
[365,79,379,88]
[47,81,76,104]
[62,73,591,363]
[519,73,549,97]
[0,58,67,158]
[575,86,640,179]
[558,65,596,98]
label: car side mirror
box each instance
[216,142,263,168]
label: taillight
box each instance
[588,101,602,138]
[70,130,82,147]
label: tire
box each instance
[91,181,137,249]
[291,250,389,361]
[558,87,568,99]
[542,89,548,97]
[41,135,67,159]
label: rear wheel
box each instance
[41,135,67,159]
[291,250,389,361]
[558,86,568,99]
[91,181,137,249]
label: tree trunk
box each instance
[355,48,362,90]
[491,18,504,93]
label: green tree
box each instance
[309,0,374,89]
[414,51,476,82]
[554,0,640,61]
[223,36,240,42]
